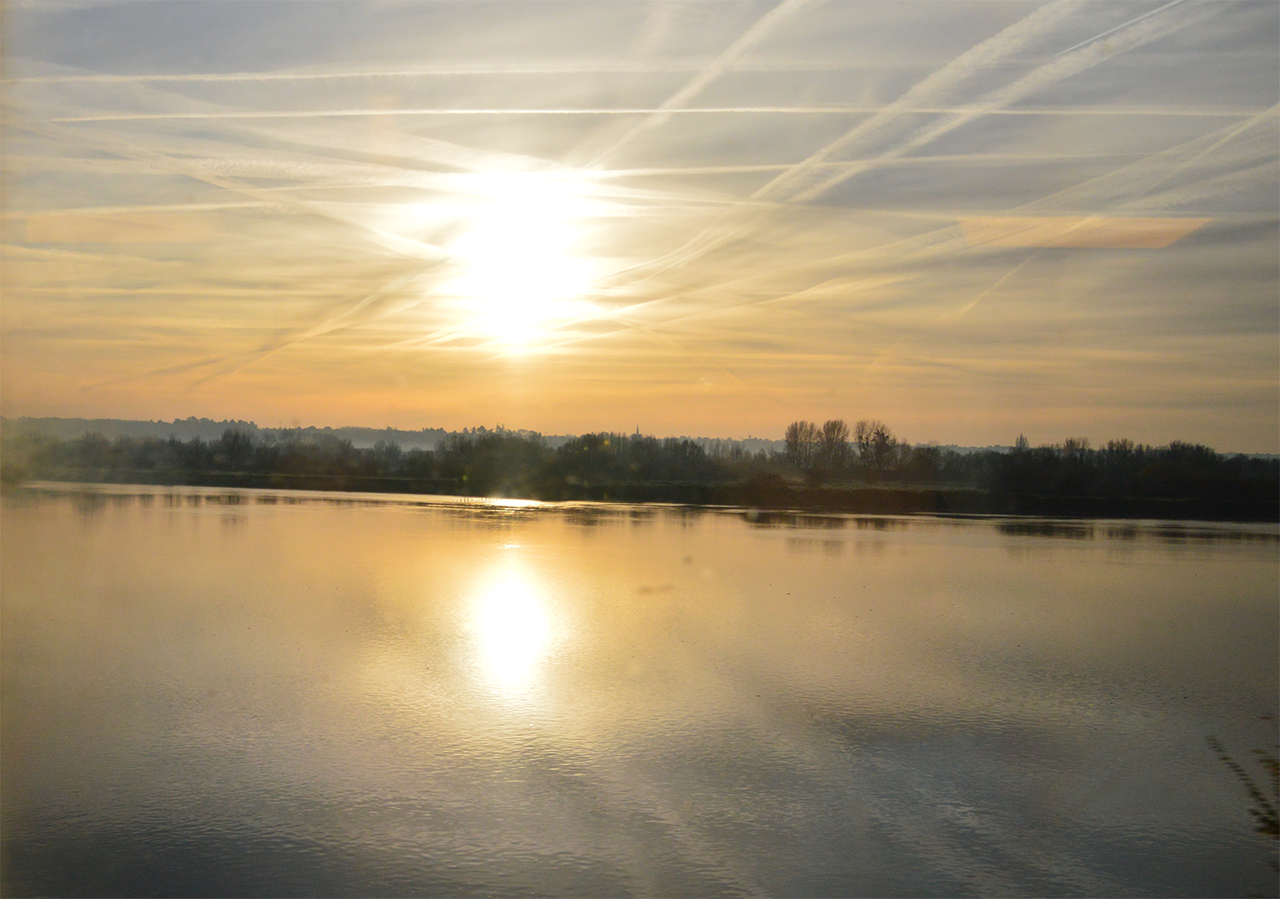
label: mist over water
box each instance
[2,485,1276,896]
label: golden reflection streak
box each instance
[469,567,553,691]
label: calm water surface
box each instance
[2,485,1277,897]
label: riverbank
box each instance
[8,471,1277,522]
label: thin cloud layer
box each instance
[1,0,1276,449]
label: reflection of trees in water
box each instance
[661,505,706,528]
[204,493,245,505]
[73,491,107,516]
[1149,525,1279,545]
[628,507,655,526]
[999,519,1280,546]
[742,510,853,529]
[785,536,845,555]
[1208,736,1279,867]
[563,507,614,528]
[997,520,1094,540]
[853,516,902,531]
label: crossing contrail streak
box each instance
[553,102,1268,357]
[0,243,181,265]
[448,160,1237,363]
[8,117,452,262]
[1052,0,1189,57]
[756,0,1090,203]
[592,0,1224,298]
[4,57,934,84]
[788,1,1218,202]
[4,62,702,83]
[87,269,433,394]
[578,0,1089,293]
[7,68,586,180]
[42,105,1263,123]
[1016,105,1279,214]
[580,0,815,166]
[1135,103,1280,193]
[790,0,1223,202]
[182,272,430,388]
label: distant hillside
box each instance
[3,416,454,450]
[1,417,792,454]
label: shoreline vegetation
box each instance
[3,419,1276,522]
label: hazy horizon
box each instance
[8,410,1280,456]
[3,1,1277,452]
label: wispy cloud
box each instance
[2,0,1275,447]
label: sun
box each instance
[442,173,600,346]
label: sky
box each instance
[1,0,1276,451]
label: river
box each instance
[2,484,1276,896]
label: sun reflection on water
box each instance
[470,570,553,691]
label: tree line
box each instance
[781,418,1277,502]
[1,428,731,499]
[3,421,1275,518]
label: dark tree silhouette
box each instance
[819,419,850,474]
[4,421,1275,520]
[854,419,898,475]
[784,420,819,471]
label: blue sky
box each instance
[2,0,1277,449]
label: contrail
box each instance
[758,0,1090,202]
[853,111,1272,373]
[8,117,452,263]
[42,104,1262,123]
[789,0,1224,202]
[1122,160,1278,214]
[7,151,1152,180]
[1017,104,1279,214]
[11,202,267,216]
[596,0,1223,296]
[13,0,1265,394]
[2,144,723,209]
[1130,103,1280,198]
[13,286,350,297]
[940,248,1046,323]
[9,112,477,387]
[4,57,933,84]
[179,268,432,389]
[10,67,586,180]
[559,101,1266,355]
[583,153,1150,179]
[4,62,702,83]
[1053,0,1189,57]
[579,0,815,166]
[0,243,181,265]
[580,0,1090,293]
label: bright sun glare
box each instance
[471,573,552,689]
[444,173,598,346]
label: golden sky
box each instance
[2,0,1277,450]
